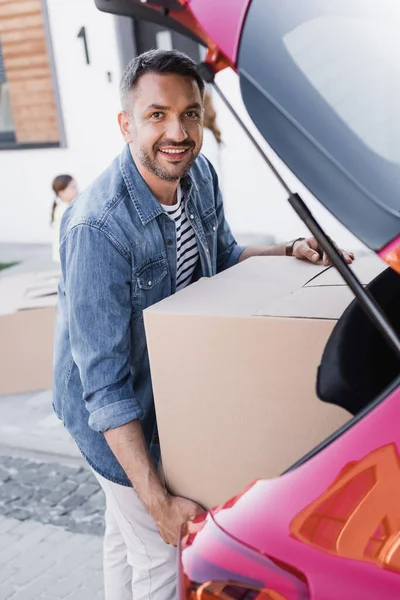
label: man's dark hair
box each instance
[120,49,205,112]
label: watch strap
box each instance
[285,237,306,257]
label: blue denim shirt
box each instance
[53,144,244,486]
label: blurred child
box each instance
[51,175,78,263]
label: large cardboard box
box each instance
[144,255,386,509]
[0,271,59,395]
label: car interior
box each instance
[317,267,400,416]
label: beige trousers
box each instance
[93,471,177,600]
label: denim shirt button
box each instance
[148,280,152,287]
[167,239,173,245]
[212,226,216,232]
[190,214,194,220]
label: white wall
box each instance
[0,0,125,244]
[213,69,367,252]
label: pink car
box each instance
[97,1,400,597]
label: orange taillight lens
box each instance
[185,578,289,600]
[379,236,400,275]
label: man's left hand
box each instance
[292,237,355,266]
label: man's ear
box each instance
[118,111,133,143]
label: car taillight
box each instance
[379,236,400,275]
[179,514,309,600]
[183,577,296,599]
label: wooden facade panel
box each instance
[0,26,44,44]
[10,78,54,94]
[0,14,43,32]
[11,90,56,108]
[16,126,59,143]
[0,0,61,144]
[6,66,52,82]
[4,52,49,70]
[0,0,41,17]
[0,0,39,4]
[15,116,58,130]
[3,40,48,59]
[12,104,60,142]
[12,118,58,139]
[14,115,58,131]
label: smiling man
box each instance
[53,50,354,600]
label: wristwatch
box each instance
[285,237,306,257]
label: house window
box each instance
[0,0,62,149]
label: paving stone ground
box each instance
[0,456,105,537]
[0,516,104,600]
[0,455,106,599]
[0,249,107,598]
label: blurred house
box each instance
[0,0,363,250]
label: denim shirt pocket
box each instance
[132,256,169,320]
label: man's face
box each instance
[120,73,204,182]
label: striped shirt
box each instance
[162,185,199,291]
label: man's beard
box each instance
[136,143,198,182]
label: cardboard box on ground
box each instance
[0,271,58,395]
[144,255,387,510]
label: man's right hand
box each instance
[154,495,204,546]
[104,421,204,547]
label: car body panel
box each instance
[185,0,251,64]
[205,383,400,598]
[181,381,400,598]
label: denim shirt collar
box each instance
[119,144,197,226]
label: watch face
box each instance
[238,0,400,251]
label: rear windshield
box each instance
[239,0,400,215]
[283,4,400,174]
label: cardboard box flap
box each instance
[145,276,297,318]
[0,271,59,315]
[254,285,355,320]
[213,256,329,287]
[305,254,386,287]
[145,257,331,319]
[146,256,380,321]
